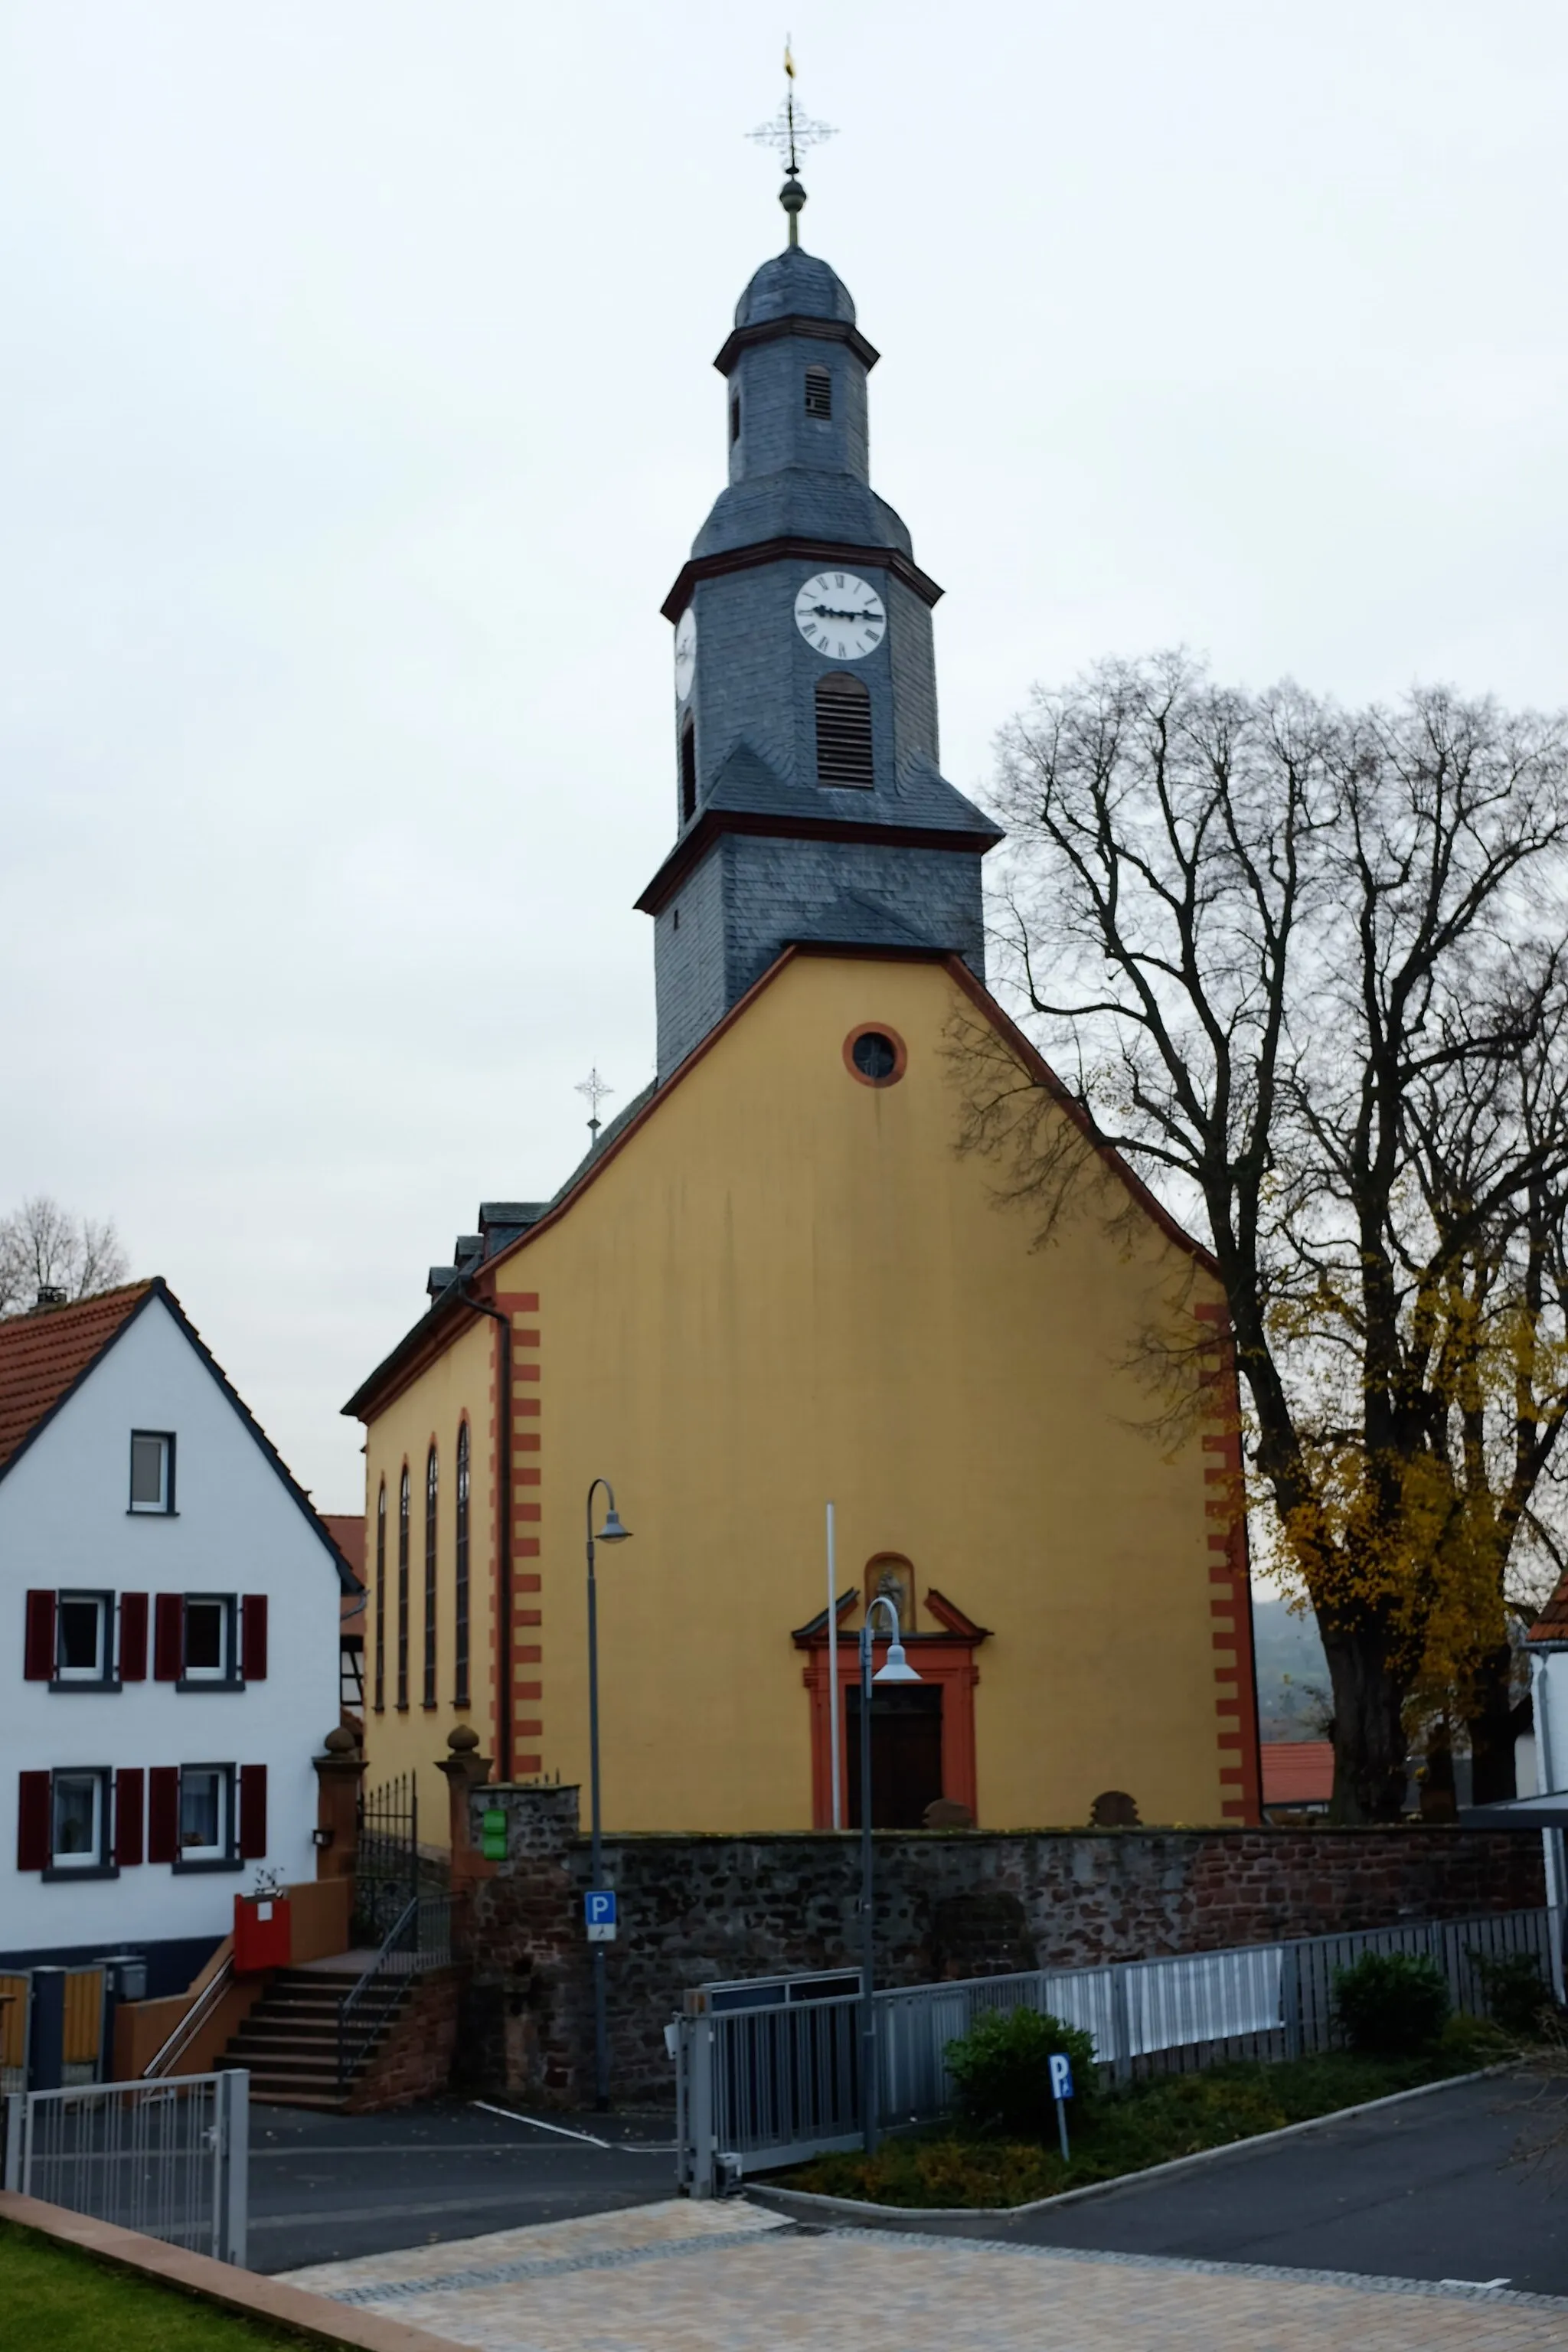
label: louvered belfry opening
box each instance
[815,672,874,788]
[680,715,697,822]
[804,364,831,419]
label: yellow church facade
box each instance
[347,948,1259,1839]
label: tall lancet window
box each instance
[815,672,874,788]
[454,1422,471,1710]
[423,1444,439,1708]
[804,364,831,419]
[374,1479,387,1713]
[396,1465,410,1710]
[680,715,697,823]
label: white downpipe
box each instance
[827,1501,841,1831]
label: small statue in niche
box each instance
[870,1556,913,1628]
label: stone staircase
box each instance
[220,1960,410,2109]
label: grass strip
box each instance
[0,2220,345,2350]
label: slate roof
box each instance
[692,470,913,563]
[735,247,855,328]
[0,1282,152,1469]
[706,740,1001,843]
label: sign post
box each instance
[1049,2051,1073,2165]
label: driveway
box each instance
[246,2098,675,2274]
[937,2073,1568,2298]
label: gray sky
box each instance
[4,2,1566,1510]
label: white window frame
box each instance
[177,1764,231,1862]
[129,1429,175,1514]
[51,1769,108,1868]
[181,1594,234,1683]
[55,1591,110,1682]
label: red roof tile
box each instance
[1530,1571,1568,1642]
[0,1283,153,1471]
[324,1514,367,1625]
[1261,1740,1334,1805]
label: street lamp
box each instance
[586,1476,631,2110]
[858,1593,921,2154]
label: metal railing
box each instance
[675,1903,1555,2194]
[337,1895,452,2086]
[3,2069,248,2265]
[143,1954,235,2079]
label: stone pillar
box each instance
[437,1725,495,1895]
[312,1726,366,1879]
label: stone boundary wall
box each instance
[451,1784,1546,2105]
[347,1965,466,2114]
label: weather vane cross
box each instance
[575,1067,614,1145]
[748,36,836,244]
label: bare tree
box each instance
[960,654,1568,1820]
[0,1196,129,1315]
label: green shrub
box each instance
[1469,1949,1553,2040]
[943,2003,1097,2137]
[1439,2011,1514,2066]
[1332,1952,1450,2055]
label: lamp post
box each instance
[585,1476,632,2110]
[858,1594,921,2154]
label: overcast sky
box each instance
[3,3,1566,1511]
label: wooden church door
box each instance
[846,1684,945,1828]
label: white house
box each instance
[2,1279,353,1995]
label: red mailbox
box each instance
[234,1892,292,1975]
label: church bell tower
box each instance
[637,172,1002,1081]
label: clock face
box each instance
[673,607,697,700]
[794,570,885,661]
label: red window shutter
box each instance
[119,1592,149,1682]
[238,1765,267,1860]
[114,1769,145,1866]
[240,1595,268,1682]
[153,1593,184,1681]
[18,1770,51,1870]
[24,1590,56,1681]
[148,1766,179,1863]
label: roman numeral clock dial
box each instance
[794,570,884,660]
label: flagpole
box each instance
[827,1501,841,1831]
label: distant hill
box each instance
[1251,1597,1331,1741]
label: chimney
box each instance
[31,1286,68,1312]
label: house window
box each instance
[680,716,697,825]
[178,1765,231,1862]
[804,364,831,419]
[51,1771,108,1868]
[815,674,874,788]
[56,1593,110,1682]
[181,1596,234,1684]
[423,1444,439,1708]
[454,1423,471,1710]
[397,1466,410,1711]
[374,1479,387,1713]
[129,1431,175,1514]
[730,394,741,445]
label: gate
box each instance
[3,2069,248,2265]
[354,1772,421,1945]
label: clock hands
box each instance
[805,605,882,624]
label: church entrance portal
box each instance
[845,1684,944,1828]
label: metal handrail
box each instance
[337,1897,418,2085]
[143,1954,235,2079]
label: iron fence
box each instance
[675,1903,1555,2194]
[3,2069,247,2264]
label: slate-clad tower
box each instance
[638,207,1003,1080]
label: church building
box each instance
[345,186,1262,1839]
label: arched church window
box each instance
[396,1466,410,1711]
[423,1443,439,1708]
[804,364,831,420]
[815,673,874,789]
[373,1479,387,1713]
[454,1422,470,1710]
[681,715,697,824]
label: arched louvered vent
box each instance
[804,364,831,419]
[680,716,697,823]
[815,672,874,789]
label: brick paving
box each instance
[282,2196,1568,2349]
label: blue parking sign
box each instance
[1049,2053,1074,2101]
[585,1890,618,1942]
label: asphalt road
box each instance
[944,2074,1568,2298]
[246,2098,676,2273]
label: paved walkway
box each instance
[283,2194,1568,2348]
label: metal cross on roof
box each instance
[575,1068,614,1145]
[748,36,836,183]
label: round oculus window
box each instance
[844,1025,907,1086]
